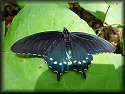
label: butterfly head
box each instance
[63,28,70,38]
[63,28,69,33]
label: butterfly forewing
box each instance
[71,32,116,54]
[11,31,62,56]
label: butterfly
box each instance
[11,28,116,81]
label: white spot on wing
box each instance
[49,58,53,61]
[86,57,89,60]
[38,54,42,56]
[84,69,87,71]
[68,61,72,65]
[60,73,63,75]
[59,63,62,65]
[48,66,52,68]
[82,60,86,63]
[54,61,57,64]
[79,71,83,73]
[73,69,77,71]
[63,62,67,64]
[54,71,58,73]
[45,61,47,64]
[87,53,90,55]
[68,50,71,54]
[32,54,37,55]
[78,61,81,64]
[74,60,77,63]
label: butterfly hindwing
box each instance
[43,38,71,81]
[70,35,93,78]
[43,32,94,80]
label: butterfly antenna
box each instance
[52,18,74,31]
[82,71,86,79]
[103,5,110,25]
[66,21,75,29]
[57,73,60,81]
[52,18,65,31]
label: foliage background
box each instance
[3,1,124,92]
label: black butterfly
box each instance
[11,28,115,81]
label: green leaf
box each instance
[79,1,123,26]
[3,2,123,91]
[107,54,124,91]
[4,2,94,52]
[3,51,48,90]
[105,2,123,25]
[104,0,120,6]
[2,21,5,46]
[35,53,122,91]
[79,1,109,21]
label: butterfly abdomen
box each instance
[63,28,73,62]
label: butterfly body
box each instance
[11,28,115,81]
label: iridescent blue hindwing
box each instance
[70,36,93,78]
[43,38,71,81]
[43,34,93,80]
